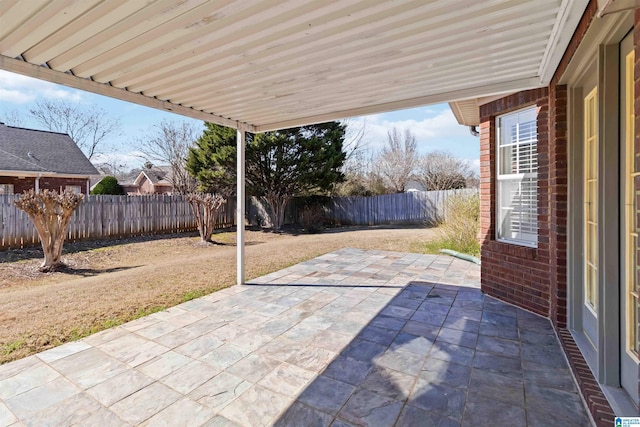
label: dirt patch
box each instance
[0,226,438,363]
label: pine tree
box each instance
[186,123,237,197]
[187,122,346,229]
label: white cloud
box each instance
[0,88,34,104]
[0,70,83,104]
[469,158,481,174]
[91,151,147,170]
[349,108,472,153]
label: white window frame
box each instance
[0,184,14,195]
[65,185,82,194]
[496,106,538,247]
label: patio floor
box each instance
[0,248,591,426]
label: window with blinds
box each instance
[496,107,538,247]
[65,185,82,194]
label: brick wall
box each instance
[0,176,89,194]
[477,0,595,336]
[548,84,569,327]
[478,1,622,423]
[545,0,596,329]
[479,88,550,317]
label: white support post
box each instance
[236,128,246,286]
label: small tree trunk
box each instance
[265,192,290,231]
[14,189,83,272]
[40,245,64,272]
[186,193,226,243]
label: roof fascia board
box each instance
[558,9,633,84]
[448,99,480,126]
[133,171,149,186]
[0,55,256,132]
[256,77,541,132]
[597,0,640,17]
[0,170,92,178]
[449,101,470,125]
[538,0,591,85]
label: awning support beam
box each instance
[236,128,246,286]
[0,55,256,133]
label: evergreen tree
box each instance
[187,121,346,229]
[90,176,124,195]
[247,122,346,229]
[186,123,237,197]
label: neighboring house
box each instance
[0,123,98,195]
[449,2,639,418]
[404,180,425,192]
[122,165,174,195]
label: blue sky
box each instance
[0,70,479,171]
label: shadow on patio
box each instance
[257,281,590,426]
[0,249,590,426]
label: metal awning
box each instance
[0,0,589,133]
[0,0,591,285]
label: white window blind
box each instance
[496,107,538,247]
[65,185,82,194]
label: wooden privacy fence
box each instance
[1,190,476,250]
[327,189,478,226]
[0,194,235,250]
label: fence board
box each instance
[1,190,475,251]
[0,194,235,250]
[327,189,477,226]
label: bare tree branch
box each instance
[415,150,474,191]
[137,120,201,195]
[0,109,24,127]
[375,127,418,192]
[29,100,121,159]
[341,118,369,164]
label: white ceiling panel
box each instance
[0,0,589,132]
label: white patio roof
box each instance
[0,0,589,133]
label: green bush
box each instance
[426,191,480,257]
[91,176,124,195]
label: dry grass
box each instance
[0,226,438,363]
[425,192,480,257]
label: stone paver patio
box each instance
[0,248,591,426]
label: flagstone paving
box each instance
[0,248,591,426]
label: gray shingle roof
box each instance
[0,123,98,175]
[138,166,173,185]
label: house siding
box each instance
[138,176,154,194]
[0,176,89,194]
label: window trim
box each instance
[495,106,538,248]
[65,185,82,194]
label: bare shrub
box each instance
[427,191,480,256]
[416,151,475,191]
[186,193,226,243]
[14,189,84,271]
[298,205,327,233]
[375,128,418,192]
[138,120,200,195]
